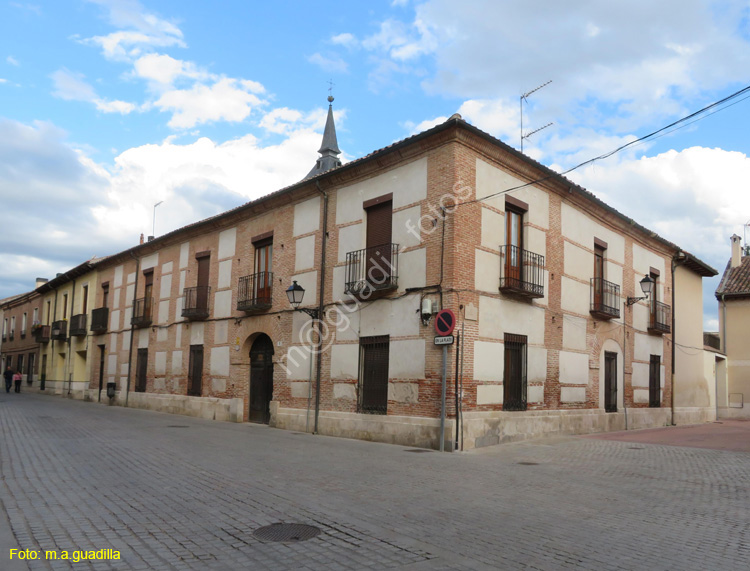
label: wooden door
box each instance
[505,208,523,285]
[604,351,617,412]
[359,336,389,414]
[249,335,274,424]
[196,255,210,312]
[254,241,273,304]
[188,345,203,397]
[135,348,148,393]
[365,201,393,286]
[594,245,605,307]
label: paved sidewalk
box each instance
[2,392,749,570]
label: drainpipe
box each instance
[66,278,77,396]
[46,288,59,392]
[313,181,329,434]
[671,253,685,426]
[125,252,141,407]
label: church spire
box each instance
[305,96,342,179]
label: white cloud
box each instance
[82,0,185,62]
[51,69,97,101]
[308,52,349,73]
[51,68,135,114]
[6,56,20,66]
[331,33,357,48]
[132,53,206,88]
[153,77,267,129]
[568,146,750,270]
[0,78,7,84]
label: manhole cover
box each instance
[517,461,539,465]
[405,449,432,453]
[253,523,321,543]
[167,425,189,428]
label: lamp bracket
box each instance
[296,307,320,319]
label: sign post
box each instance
[434,309,456,452]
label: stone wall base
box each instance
[19,379,88,400]
[673,407,717,425]
[460,408,673,450]
[271,404,677,451]
[271,403,457,450]
[85,390,244,423]
[718,406,750,420]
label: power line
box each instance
[462,83,750,207]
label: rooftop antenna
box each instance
[520,80,552,153]
[745,219,750,255]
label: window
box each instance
[503,333,528,411]
[10,316,15,337]
[254,239,272,303]
[649,355,661,407]
[2,318,6,337]
[365,196,393,287]
[102,283,110,309]
[504,197,527,287]
[359,335,389,414]
[142,270,154,322]
[22,312,27,330]
[62,293,68,319]
[33,307,38,325]
[46,301,51,325]
[81,285,88,315]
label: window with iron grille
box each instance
[358,335,389,414]
[649,355,661,407]
[604,351,618,412]
[503,333,527,411]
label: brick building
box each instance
[1,104,718,449]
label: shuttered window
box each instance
[359,335,390,414]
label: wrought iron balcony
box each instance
[182,286,211,320]
[237,272,272,312]
[8,331,14,341]
[90,307,109,334]
[69,314,87,337]
[51,320,67,341]
[590,278,621,319]
[20,330,26,339]
[131,297,153,328]
[33,325,51,343]
[648,301,671,335]
[344,243,399,297]
[499,245,545,299]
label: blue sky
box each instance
[1,0,750,328]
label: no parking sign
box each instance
[434,309,456,336]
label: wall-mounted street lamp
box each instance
[625,275,655,306]
[286,281,319,319]
[286,281,322,433]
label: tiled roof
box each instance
[716,256,750,298]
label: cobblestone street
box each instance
[1,392,749,570]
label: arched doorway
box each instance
[249,334,274,424]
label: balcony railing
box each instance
[590,278,620,319]
[648,301,671,335]
[51,320,67,341]
[237,272,272,312]
[9,331,14,341]
[20,330,26,339]
[344,243,399,296]
[499,245,545,299]
[131,297,153,328]
[34,325,51,343]
[90,307,109,334]
[69,314,87,337]
[182,286,211,320]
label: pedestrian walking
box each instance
[4,367,13,393]
[13,370,22,393]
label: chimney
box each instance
[139,233,144,245]
[731,234,742,268]
[35,277,48,289]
